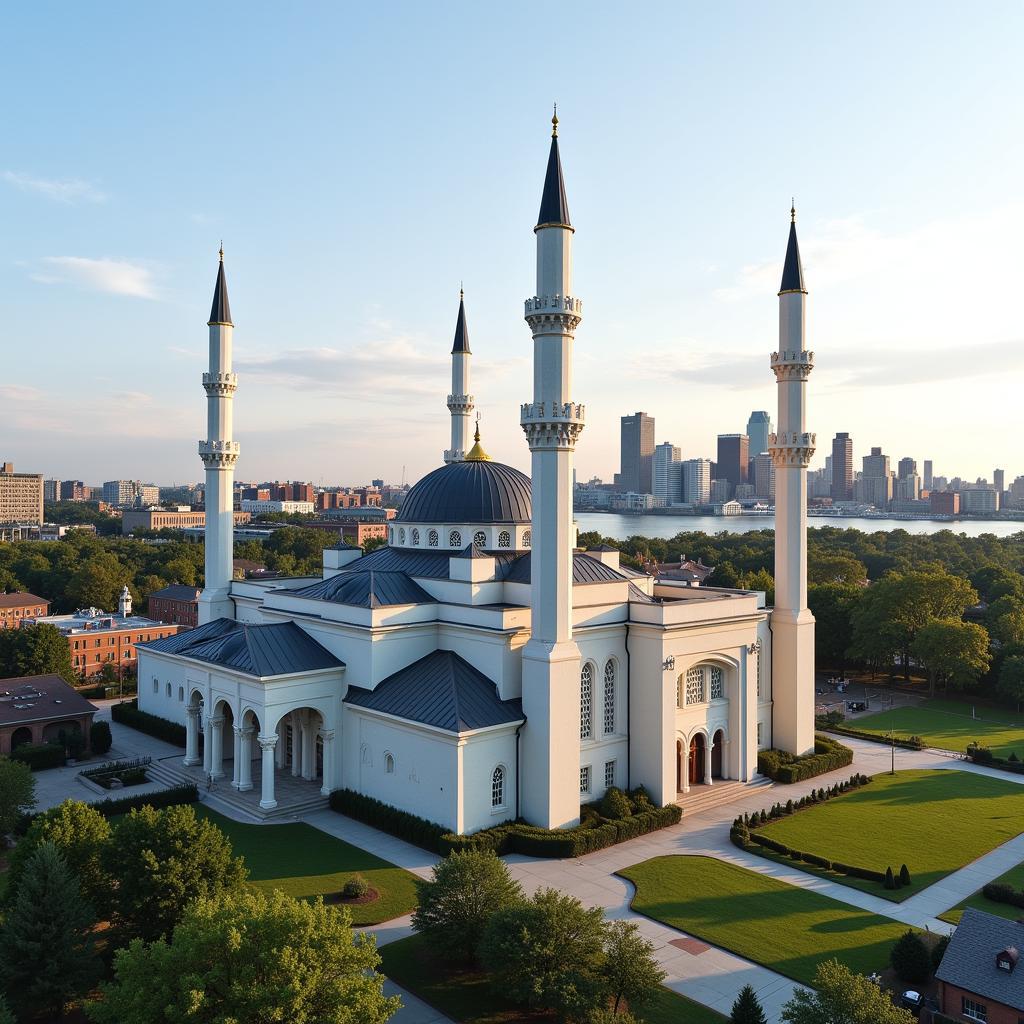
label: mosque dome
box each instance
[396,460,532,525]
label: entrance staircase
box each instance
[676,776,774,817]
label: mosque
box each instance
[137,113,816,832]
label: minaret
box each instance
[519,109,585,829]
[444,290,474,463]
[769,204,816,755]
[197,247,239,624]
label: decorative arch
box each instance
[523,529,532,547]
[498,530,511,548]
[580,661,595,740]
[473,530,487,549]
[384,751,395,774]
[411,528,420,546]
[428,529,439,547]
[603,658,616,735]
[491,764,507,808]
[263,701,331,738]
[449,529,462,548]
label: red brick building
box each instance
[147,584,201,628]
[0,674,97,754]
[930,490,961,516]
[0,592,50,629]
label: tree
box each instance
[67,551,126,611]
[808,583,861,670]
[997,654,1024,707]
[987,595,1024,646]
[0,995,14,1024]
[90,719,113,754]
[730,984,768,1024]
[479,888,608,1019]
[411,849,523,961]
[0,842,100,1020]
[88,888,400,1024]
[0,622,75,683]
[780,959,915,1024]
[737,568,775,606]
[912,618,991,697]
[890,929,931,984]
[114,803,247,940]
[6,799,113,915]
[808,554,868,587]
[0,756,35,837]
[603,920,665,1013]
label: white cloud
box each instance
[34,257,160,299]
[0,384,43,402]
[3,171,106,204]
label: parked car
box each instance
[846,700,868,713]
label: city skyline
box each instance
[2,3,1023,484]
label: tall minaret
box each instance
[769,205,816,755]
[444,290,474,463]
[519,109,585,829]
[197,247,239,625]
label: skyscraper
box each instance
[923,460,934,490]
[994,468,1005,495]
[859,447,893,508]
[716,434,749,487]
[753,451,775,500]
[619,412,655,493]
[652,443,681,504]
[682,458,712,504]
[897,457,917,479]
[830,433,853,502]
[746,411,773,459]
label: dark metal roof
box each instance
[143,618,342,677]
[936,909,1024,1010]
[628,582,657,604]
[147,584,201,602]
[451,293,471,354]
[779,218,806,294]
[0,674,97,727]
[454,543,490,560]
[536,135,571,229]
[344,650,524,732]
[340,546,455,579]
[502,552,631,586]
[396,460,532,525]
[285,571,434,608]
[208,257,233,325]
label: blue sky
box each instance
[2,2,1022,487]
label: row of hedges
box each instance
[825,725,926,750]
[329,787,682,859]
[112,699,187,747]
[982,881,1024,908]
[18,783,199,834]
[757,735,854,783]
[80,756,151,781]
[967,745,1024,775]
[10,742,66,770]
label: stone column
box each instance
[258,734,277,810]
[202,715,213,775]
[238,727,254,791]
[319,729,335,796]
[184,707,201,766]
[681,742,690,795]
[301,718,315,781]
[704,737,713,787]
[231,726,243,789]
[209,715,225,779]
[290,713,302,777]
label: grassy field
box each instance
[754,769,1024,901]
[853,699,1024,758]
[196,806,418,925]
[379,933,726,1024]
[939,859,1024,925]
[618,856,911,986]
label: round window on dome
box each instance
[473,531,487,549]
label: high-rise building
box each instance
[994,468,1005,498]
[897,457,917,479]
[830,433,853,502]
[923,460,934,490]
[59,480,88,501]
[716,434,749,487]
[753,451,775,500]
[102,480,159,507]
[896,457,921,501]
[0,463,44,525]
[682,458,712,504]
[746,411,773,459]
[43,479,61,503]
[709,478,733,502]
[652,443,681,505]
[619,412,655,494]
[859,447,893,508]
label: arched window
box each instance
[580,663,593,739]
[411,528,420,546]
[388,527,394,543]
[685,666,705,706]
[428,529,439,547]
[603,659,616,734]
[491,765,505,807]
[710,666,724,700]
[399,528,406,544]
[166,682,171,697]
[384,752,395,774]
[153,678,159,694]
[523,530,531,547]
[498,530,511,548]
[449,530,462,548]
[178,686,184,702]
[473,530,487,549]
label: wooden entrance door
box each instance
[688,734,705,785]
[711,730,723,779]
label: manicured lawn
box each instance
[196,806,418,925]
[619,855,912,987]
[939,859,1024,925]
[379,932,725,1023]
[853,699,1024,758]
[754,769,1024,901]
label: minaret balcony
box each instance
[770,349,814,381]
[202,371,238,396]
[198,439,240,467]
[768,432,816,469]
[523,294,583,332]
[520,401,585,451]
[446,394,475,413]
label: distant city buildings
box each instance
[0,462,43,526]
[830,433,854,502]
[102,480,160,508]
[745,411,772,461]
[652,443,681,505]
[121,507,251,534]
[682,458,712,505]
[923,460,934,490]
[857,446,893,507]
[716,434,749,488]
[753,451,775,501]
[618,412,655,494]
[240,499,316,515]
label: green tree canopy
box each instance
[0,622,75,683]
[997,654,1024,707]
[0,757,35,837]
[602,919,665,1014]
[912,618,991,697]
[88,888,400,1024]
[808,553,868,587]
[808,583,862,669]
[730,983,769,1024]
[780,958,915,1024]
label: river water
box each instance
[574,512,1024,541]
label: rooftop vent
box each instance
[996,946,1019,972]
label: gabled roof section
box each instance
[284,571,434,608]
[208,252,233,325]
[340,545,455,579]
[143,616,239,654]
[147,584,201,602]
[536,132,571,230]
[779,208,806,295]
[502,551,631,586]
[451,292,471,354]
[628,582,657,604]
[454,542,490,560]
[344,650,523,732]
[935,908,1024,1010]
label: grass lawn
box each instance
[196,806,418,925]
[754,769,1024,901]
[939,859,1024,925]
[853,699,1024,758]
[618,855,911,987]
[379,932,725,1024]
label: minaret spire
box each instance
[520,113,585,830]
[444,288,474,463]
[769,204,816,756]
[198,247,240,624]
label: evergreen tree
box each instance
[0,842,100,1020]
[0,756,35,837]
[730,984,768,1024]
[890,929,931,984]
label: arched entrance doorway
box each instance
[11,726,32,750]
[688,733,706,786]
[711,729,724,780]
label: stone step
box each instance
[677,777,774,817]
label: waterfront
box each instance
[574,512,1024,541]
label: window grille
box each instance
[710,666,724,700]
[686,666,704,705]
[449,530,461,548]
[491,765,505,807]
[603,660,616,734]
[580,765,592,794]
[580,663,593,739]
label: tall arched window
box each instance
[428,529,439,547]
[491,765,505,807]
[449,530,462,548]
[384,752,395,774]
[498,530,511,548]
[411,528,420,545]
[603,659,616,734]
[685,666,704,706]
[710,666,724,700]
[473,530,487,549]
[523,530,531,547]
[580,663,593,739]
[399,528,406,544]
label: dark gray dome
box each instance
[397,461,532,524]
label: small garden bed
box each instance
[757,734,853,783]
[940,859,1024,925]
[80,757,151,790]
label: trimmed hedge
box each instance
[757,735,853,783]
[967,746,1024,775]
[111,699,187,747]
[825,725,926,750]
[982,881,1024,909]
[17,782,198,834]
[10,742,65,770]
[329,787,682,859]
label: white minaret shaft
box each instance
[197,249,239,624]
[769,207,816,755]
[520,111,585,830]
[444,291,474,463]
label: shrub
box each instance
[1009,751,1020,763]
[899,864,911,887]
[884,866,896,890]
[89,721,112,755]
[111,699,186,747]
[757,736,853,783]
[600,786,633,820]
[889,928,931,984]
[627,786,654,810]
[931,933,950,972]
[342,875,370,900]
[329,789,448,852]
[982,881,1024,909]
[824,724,926,750]
[9,742,65,771]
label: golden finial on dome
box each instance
[464,414,491,461]
[551,103,558,138]
[790,199,796,223]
